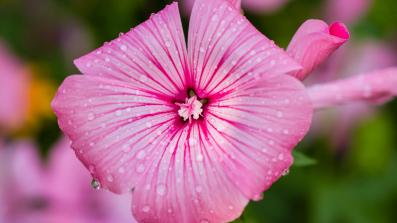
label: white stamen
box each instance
[176,96,203,123]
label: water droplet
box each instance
[253,193,263,201]
[87,112,95,121]
[278,153,284,160]
[195,185,203,193]
[137,150,146,159]
[120,45,127,51]
[136,164,145,173]
[115,110,122,116]
[140,75,148,82]
[282,169,290,176]
[118,167,125,173]
[91,179,101,190]
[106,175,114,182]
[276,111,283,118]
[156,184,167,196]
[196,154,204,162]
[200,219,210,223]
[142,205,150,213]
[188,138,197,147]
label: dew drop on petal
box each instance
[142,205,150,213]
[106,175,114,182]
[140,75,148,82]
[91,179,101,190]
[120,45,128,51]
[282,169,290,176]
[136,164,145,173]
[137,150,146,159]
[188,138,197,147]
[87,112,95,121]
[276,111,283,118]
[156,184,167,196]
[118,167,125,173]
[196,154,204,162]
[253,193,263,201]
[115,110,122,117]
[278,153,284,160]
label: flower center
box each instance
[176,95,203,123]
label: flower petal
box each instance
[131,123,248,223]
[52,75,179,193]
[74,3,189,99]
[307,68,397,109]
[287,19,349,80]
[130,74,312,223]
[188,0,301,98]
[206,74,312,198]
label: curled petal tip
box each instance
[287,19,350,80]
[329,22,350,40]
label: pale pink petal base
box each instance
[307,68,397,109]
[287,20,349,80]
[130,73,312,223]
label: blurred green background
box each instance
[1,0,397,222]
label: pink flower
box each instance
[0,138,136,223]
[0,41,29,130]
[51,0,313,222]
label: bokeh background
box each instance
[0,0,397,222]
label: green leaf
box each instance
[292,150,317,167]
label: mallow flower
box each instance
[0,138,136,223]
[52,0,313,222]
